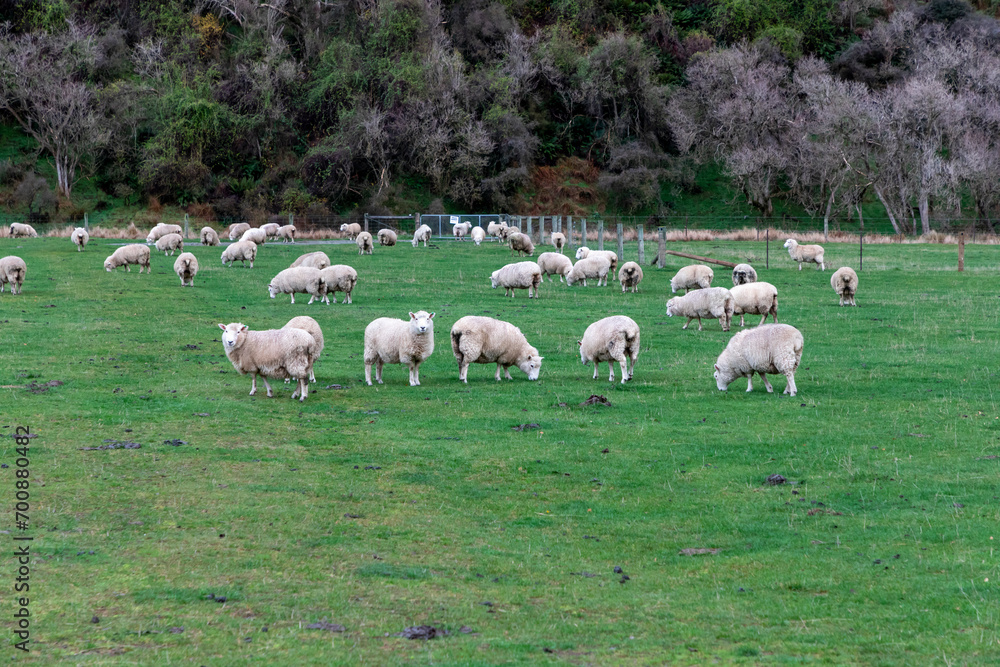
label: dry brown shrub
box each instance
[148,196,162,212]
[186,202,215,221]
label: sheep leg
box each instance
[249,374,258,396]
[261,377,273,397]
[760,373,774,393]
[365,362,373,386]
[697,316,703,331]
[682,317,692,330]
[592,363,598,380]
[758,313,767,326]
[290,293,295,304]
[739,314,745,326]
[783,373,797,396]
[125,265,131,273]
[298,378,308,401]
[608,362,616,383]
[459,362,469,383]
[409,362,420,386]
[798,262,802,271]
[375,360,384,384]
[618,359,628,383]
[504,366,513,380]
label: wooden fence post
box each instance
[184,213,189,238]
[958,232,964,272]
[581,218,587,247]
[597,220,604,251]
[567,217,575,255]
[616,223,624,262]
[657,227,666,268]
[765,228,769,269]
[637,226,645,265]
[526,216,533,241]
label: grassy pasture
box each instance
[1,235,998,665]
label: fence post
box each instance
[364,213,369,233]
[540,216,546,245]
[526,216,533,241]
[859,219,864,271]
[766,228,769,269]
[84,212,89,233]
[184,213,189,238]
[580,218,587,247]
[597,220,604,251]
[616,223,624,262]
[657,227,666,268]
[289,213,294,227]
[556,215,561,234]
[958,232,964,272]
[567,217,575,255]
[637,226,645,265]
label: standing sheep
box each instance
[228,222,251,241]
[221,240,257,268]
[377,228,398,246]
[319,265,358,304]
[566,255,611,287]
[276,224,296,242]
[0,256,27,294]
[363,311,435,386]
[487,220,507,242]
[784,239,825,270]
[470,226,486,245]
[550,232,566,253]
[618,261,643,293]
[155,233,184,256]
[340,222,362,239]
[500,225,520,243]
[173,252,199,287]
[71,227,89,251]
[450,315,543,382]
[537,252,573,282]
[730,282,778,326]
[290,251,331,270]
[260,222,280,239]
[104,244,151,273]
[200,226,220,246]
[411,224,432,247]
[491,261,542,298]
[509,232,535,257]
[666,287,734,331]
[9,223,38,238]
[578,315,640,384]
[146,223,183,244]
[452,221,472,240]
[241,227,267,246]
[714,323,804,397]
[732,263,757,285]
[670,264,714,293]
[576,247,618,273]
[356,231,374,255]
[831,267,859,306]
[282,315,324,383]
[267,267,326,304]
[217,322,316,401]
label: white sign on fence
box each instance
[450,216,459,226]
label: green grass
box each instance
[1,235,998,664]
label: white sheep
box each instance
[290,251,331,270]
[714,323,803,396]
[537,252,573,282]
[240,227,267,246]
[831,267,859,306]
[487,220,507,242]
[200,226,220,246]
[731,263,757,285]
[784,239,825,271]
[509,232,535,257]
[411,224,432,247]
[363,311,435,386]
[452,221,472,240]
[618,261,643,293]
[267,267,325,304]
[470,226,486,245]
[730,282,778,327]
[377,228,398,246]
[173,252,199,287]
[319,264,358,304]
[666,287,734,331]
[0,256,27,294]
[575,247,618,273]
[218,322,316,401]
[221,240,257,268]
[450,315,543,382]
[260,222,280,239]
[105,244,151,273]
[71,227,89,251]
[356,231,374,255]
[578,315,640,384]
[340,222,362,239]
[282,315,324,383]
[500,225,520,243]
[491,261,542,298]
[550,232,566,253]
[670,264,714,293]
[566,254,611,287]
[276,224,296,242]
[9,223,38,238]
[155,232,184,256]
[228,223,251,241]
[146,223,182,244]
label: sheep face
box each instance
[783,239,795,249]
[218,323,248,351]
[490,272,499,289]
[104,258,114,272]
[714,364,736,391]
[340,224,349,232]
[409,311,435,335]
[575,247,589,260]
[267,284,279,299]
[518,354,543,381]
[665,298,678,317]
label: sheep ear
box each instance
[240,325,248,333]
[409,312,416,320]
[714,364,720,372]
[577,340,582,347]
[218,323,227,331]
[429,312,435,319]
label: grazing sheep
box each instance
[217,322,316,401]
[500,225,520,243]
[537,252,573,282]
[363,311,435,386]
[411,224,432,247]
[267,267,326,304]
[240,227,267,246]
[319,264,358,304]
[221,240,257,268]
[104,244,151,273]
[282,315,324,383]
[831,267,859,306]
[487,220,507,242]
[618,261,643,293]
[9,223,38,238]
[578,315,640,384]
[228,222,251,241]
[155,233,184,256]
[146,223,182,244]
[260,222,280,239]
[200,226,220,246]
[377,228,398,246]
[71,227,89,251]
[666,287,734,331]
[276,224,296,243]
[566,255,612,287]
[471,226,486,245]
[290,251,331,270]
[509,232,535,257]
[0,256,27,294]
[575,247,618,273]
[173,252,199,287]
[452,220,472,240]
[550,232,566,253]
[670,264,714,293]
[784,239,825,271]
[340,222,362,239]
[491,261,542,298]
[732,263,757,285]
[714,323,803,397]
[450,315,543,382]
[356,231,374,255]
[730,282,778,327]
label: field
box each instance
[1,234,998,665]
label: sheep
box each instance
[666,287,734,331]
[267,266,326,304]
[319,264,358,304]
[9,223,38,238]
[670,264,714,293]
[356,231,374,255]
[784,239,825,271]
[290,251,331,270]
[732,263,757,285]
[155,233,184,256]
[240,227,267,246]
[713,323,803,397]
[491,261,542,298]
[487,220,507,242]
[363,311,435,386]
[575,247,618,273]
[282,315,324,383]
[260,222,280,239]
[377,228,398,246]
[578,315,640,384]
[221,240,257,268]
[537,252,572,282]
[831,267,859,306]
[340,222,362,239]
[200,226,220,246]
[145,223,182,244]
[500,225,520,243]
[276,224,296,242]
[450,315,543,382]
[217,322,316,401]
[0,256,27,295]
[470,226,486,245]
[173,252,199,287]
[104,244,151,273]
[730,282,778,327]
[411,224,432,247]
[71,227,89,252]
[618,261,643,293]
[550,232,566,253]
[565,254,611,287]
[452,221,472,240]
[228,222,251,241]
[509,232,535,257]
